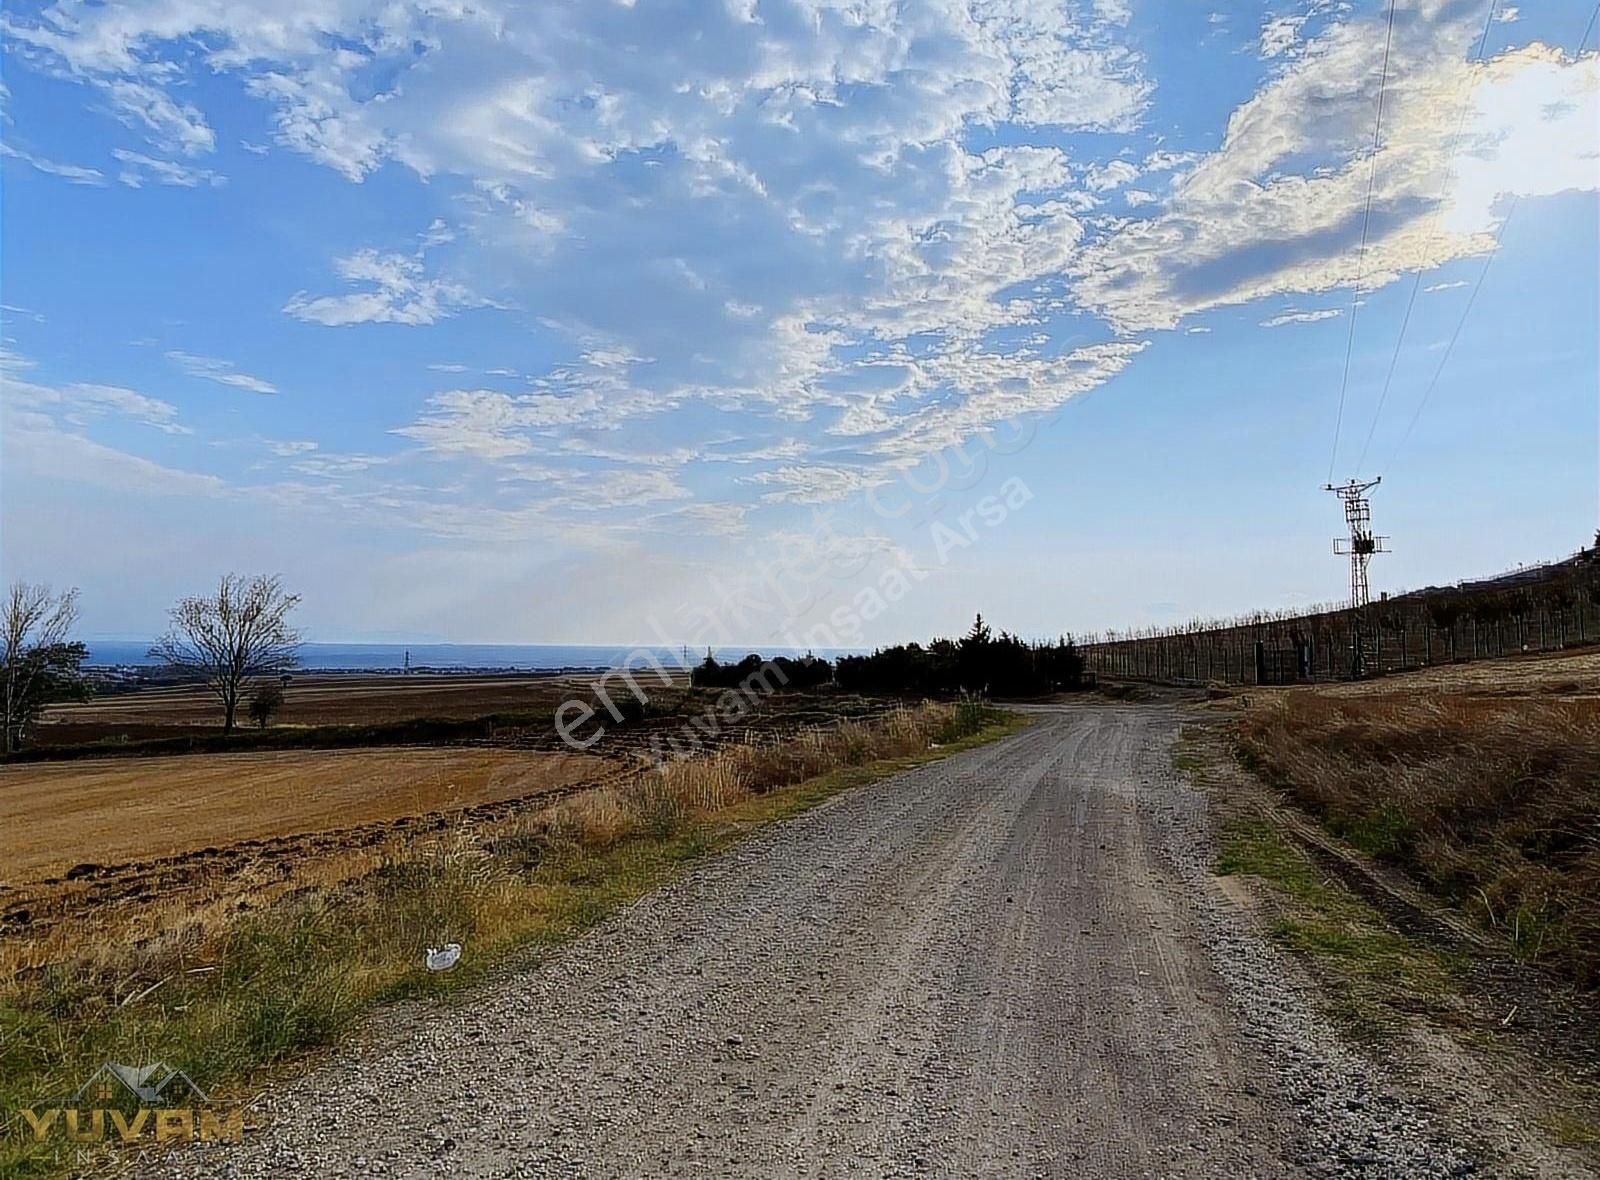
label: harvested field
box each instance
[24,678,899,770]
[38,673,637,741]
[0,747,608,883]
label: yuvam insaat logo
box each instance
[19,1061,244,1144]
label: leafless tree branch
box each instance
[150,574,301,733]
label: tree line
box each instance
[688,610,1088,693]
[691,653,834,691]
[2,573,301,753]
[837,615,1085,697]
[690,615,1085,698]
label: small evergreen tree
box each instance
[247,680,285,728]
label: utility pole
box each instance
[1325,478,1390,676]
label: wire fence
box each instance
[1079,547,1600,686]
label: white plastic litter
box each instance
[425,943,462,972]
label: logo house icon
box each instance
[70,1062,210,1107]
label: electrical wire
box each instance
[1382,196,1518,471]
[1352,0,1501,476]
[1328,0,1401,483]
[1378,0,1598,474]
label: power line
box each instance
[1352,0,1501,476]
[1578,0,1599,536]
[1328,0,1401,483]
[1379,0,1597,474]
[1383,196,1518,471]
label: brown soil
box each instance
[0,747,607,884]
[39,673,626,736]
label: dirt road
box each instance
[162,705,1544,1178]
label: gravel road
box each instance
[160,704,1538,1179]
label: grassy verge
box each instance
[1215,816,1466,1037]
[1236,692,1600,988]
[1193,719,1600,1157]
[0,702,1024,1179]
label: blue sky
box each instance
[1,0,1596,646]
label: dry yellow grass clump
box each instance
[1237,691,1600,986]
[548,706,954,840]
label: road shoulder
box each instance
[1176,710,1600,1178]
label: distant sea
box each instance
[83,641,861,673]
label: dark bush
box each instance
[837,615,1084,698]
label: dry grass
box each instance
[1237,692,1600,986]
[1311,647,1600,700]
[538,702,988,843]
[0,702,1017,1180]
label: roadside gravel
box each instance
[153,704,1562,1179]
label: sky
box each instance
[1,0,1596,648]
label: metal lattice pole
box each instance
[1325,478,1390,676]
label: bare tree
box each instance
[2,582,89,754]
[151,574,301,734]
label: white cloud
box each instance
[420,219,454,250]
[748,465,885,504]
[0,303,46,323]
[290,452,387,478]
[1094,0,1134,27]
[1084,159,1140,191]
[1424,279,1469,292]
[1260,308,1342,327]
[1071,14,1600,332]
[102,79,215,156]
[0,362,232,503]
[166,349,277,394]
[285,250,484,327]
[12,0,1590,551]
[1259,14,1309,59]
[1495,7,1520,23]
[567,469,691,511]
[1446,48,1600,234]
[1142,149,1198,173]
[392,391,541,459]
[659,502,748,538]
[0,140,104,185]
[67,383,190,431]
[4,417,225,497]
[395,376,662,460]
[113,149,225,188]
[0,0,1170,502]
[4,370,189,434]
